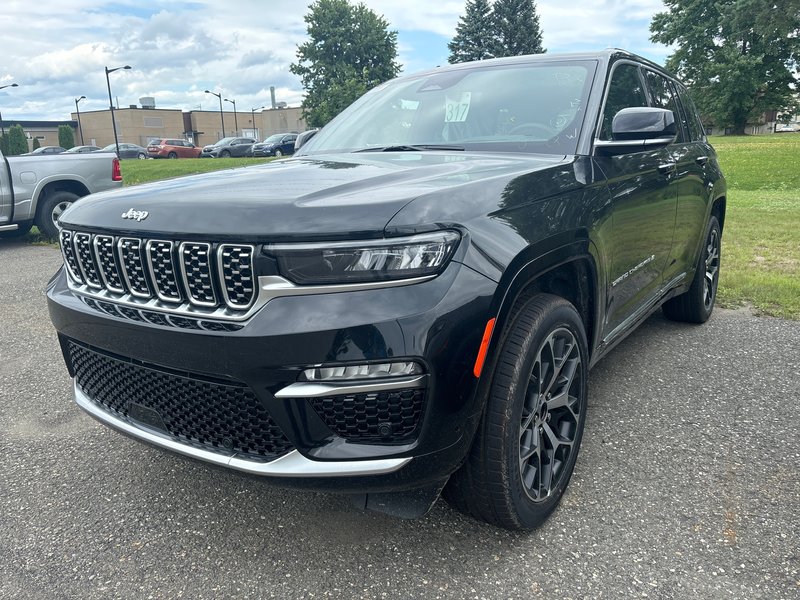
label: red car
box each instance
[147,139,202,159]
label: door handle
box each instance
[657,163,676,176]
[695,155,709,166]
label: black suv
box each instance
[48,50,725,530]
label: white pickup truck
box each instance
[0,149,123,239]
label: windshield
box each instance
[301,60,596,156]
[213,137,236,146]
[99,144,116,151]
[263,134,284,143]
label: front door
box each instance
[594,62,678,336]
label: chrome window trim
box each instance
[216,244,256,310]
[92,234,126,294]
[274,375,426,399]
[117,237,152,298]
[73,232,103,289]
[145,239,183,304]
[178,241,218,308]
[74,381,411,477]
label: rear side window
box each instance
[644,70,685,142]
[599,63,648,140]
[675,85,705,142]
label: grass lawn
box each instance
[709,134,800,318]
[120,157,272,186]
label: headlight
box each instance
[265,231,460,285]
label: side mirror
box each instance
[595,107,677,154]
[294,128,319,152]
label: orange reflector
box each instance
[473,318,496,378]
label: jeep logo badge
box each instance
[121,208,149,222]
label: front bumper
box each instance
[48,260,496,493]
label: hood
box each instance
[59,152,568,241]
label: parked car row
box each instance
[18,134,301,160]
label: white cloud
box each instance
[0,0,670,121]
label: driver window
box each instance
[600,63,648,140]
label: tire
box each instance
[220,150,231,158]
[444,294,589,530]
[167,151,178,159]
[37,191,80,240]
[0,221,33,238]
[274,149,283,157]
[663,215,721,323]
[137,152,146,160]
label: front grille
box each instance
[68,341,294,460]
[60,229,257,314]
[309,388,425,443]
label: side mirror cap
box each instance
[595,108,677,155]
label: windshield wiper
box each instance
[354,144,465,153]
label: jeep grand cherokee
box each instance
[47,50,725,530]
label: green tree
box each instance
[291,0,400,128]
[32,137,41,151]
[651,0,800,135]
[448,0,495,63]
[58,124,75,149]
[0,135,8,155]
[7,124,28,155]
[491,0,545,58]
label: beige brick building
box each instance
[70,106,307,149]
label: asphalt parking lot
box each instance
[1,239,798,599]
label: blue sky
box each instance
[0,0,671,121]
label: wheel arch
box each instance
[477,235,602,387]
[711,195,726,232]
[33,178,90,221]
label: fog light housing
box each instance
[300,361,423,382]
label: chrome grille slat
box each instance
[93,235,126,294]
[146,240,183,303]
[61,229,258,320]
[218,244,256,309]
[59,230,83,283]
[118,238,151,298]
[73,232,103,289]
[179,242,217,307]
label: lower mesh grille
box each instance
[68,341,294,460]
[309,388,425,443]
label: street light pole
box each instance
[0,82,19,139]
[224,98,238,135]
[251,106,265,139]
[204,90,224,139]
[104,65,131,158]
[74,96,86,145]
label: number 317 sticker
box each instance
[445,92,472,123]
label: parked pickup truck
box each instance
[0,149,123,239]
[47,50,726,530]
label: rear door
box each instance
[664,84,714,282]
[594,62,679,337]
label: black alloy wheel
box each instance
[444,294,589,530]
[519,327,583,502]
[663,215,721,323]
[168,151,178,159]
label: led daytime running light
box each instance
[301,361,423,382]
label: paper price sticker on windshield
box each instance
[445,92,472,123]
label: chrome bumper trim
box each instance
[68,273,435,323]
[274,375,426,399]
[74,381,411,477]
